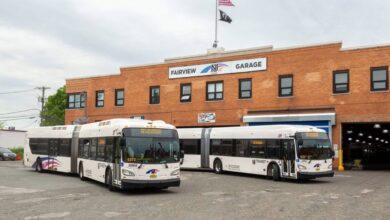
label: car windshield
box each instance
[122,128,180,164]
[296,132,333,160]
[0,148,12,153]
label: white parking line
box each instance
[24,212,70,220]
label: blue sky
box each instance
[1,0,390,129]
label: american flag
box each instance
[218,0,234,7]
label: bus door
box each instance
[48,139,59,171]
[281,139,296,177]
[113,138,121,186]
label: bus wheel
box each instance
[35,158,43,173]
[213,159,223,174]
[271,164,281,181]
[106,169,115,191]
[79,164,86,181]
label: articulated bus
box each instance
[178,125,334,180]
[24,119,183,190]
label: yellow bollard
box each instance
[338,148,344,171]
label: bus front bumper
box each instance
[297,171,334,179]
[121,178,180,189]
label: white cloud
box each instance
[0,0,390,129]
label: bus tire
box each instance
[35,158,43,173]
[79,163,86,181]
[271,164,281,181]
[213,159,223,174]
[106,168,115,191]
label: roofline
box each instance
[65,41,390,80]
[341,43,390,51]
[66,73,120,81]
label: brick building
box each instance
[65,42,390,169]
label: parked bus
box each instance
[178,125,334,180]
[24,119,183,190]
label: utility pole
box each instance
[35,86,50,125]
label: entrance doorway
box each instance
[342,123,390,170]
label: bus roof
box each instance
[177,125,326,139]
[78,118,176,138]
[27,125,77,138]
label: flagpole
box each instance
[213,0,218,48]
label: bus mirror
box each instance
[180,150,185,159]
[331,150,335,157]
[120,138,126,147]
[297,140,303,146]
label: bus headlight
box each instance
[170,169,180,176]
[298,165,307,170]
[122,169,135,176]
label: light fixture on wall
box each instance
[348,138,353,141]
[359,133,363,137]
[376,137,380,141]
[374,124,381,129]
[383,129,389,134]
[347,130,353,134]
[368,135,372,139]
[381,139,384,142]
[356,139,360,142]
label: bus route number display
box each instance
[140,128,162,135]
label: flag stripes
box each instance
[218,0,234,6]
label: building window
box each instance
[67,93,85,109]
[206,81,223,101]
[150,86,160,104]
[95,90,104,107]
[279,75,293,97]
[239,79,252,99]
[371,66,388,91]
[180,83,191,102]
[333,70,349,94]
[115,89,124,106]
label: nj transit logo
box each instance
[201,63,228,74]
[146,169,159,178]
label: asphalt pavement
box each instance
[0,161,390,220]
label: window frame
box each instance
[279,75,293,97]
[180,83,192,103]
[115,89,124,106]
[333,70,349,94]
[149,86,160,104]
[206,81,224,101]
[95,90,105,107]
[371,66,388,91]
[239,78,252,99]
[67,93,85,109]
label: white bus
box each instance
[178,125,334,180]
[24,119,183,190]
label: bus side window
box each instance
[266,139,280,159]
[78,139,84,158]
[236,139,249,157]
[96,138,106,161]
[82,139,90,159]
[210,139,221,155]
[89,138,97,160]
[180,139,201,155]
[105,138,114,163]
[249,139,266,158]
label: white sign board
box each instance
[169,57,267,79]
[198,112,216,123]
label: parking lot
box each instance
[0,161,390,220]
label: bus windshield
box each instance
[122,128,180,164]
[296,132,333,160]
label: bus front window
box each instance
[122,128,180,164]
[296,132,333,160]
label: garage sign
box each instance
[169,57,267,79]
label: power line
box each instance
[0,114,41,120]
[0,116,39,122]
[0,88,36,95]
[0,108,40,116]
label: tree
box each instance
[41,86,66,126]
[0,121,5,129]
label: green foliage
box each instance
[0,121,4,129]
[10,147,24,159]
[41,86,66,126]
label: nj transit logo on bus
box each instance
[146,169,159,178]
[201,63,228,74]
[314,163,321,171]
